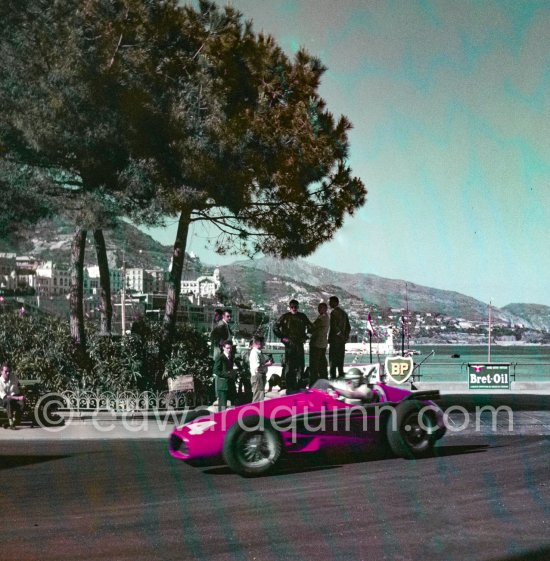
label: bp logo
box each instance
[384,356,414,384]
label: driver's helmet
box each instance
[344,368,363,389]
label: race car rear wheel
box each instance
[223,416,282,477]
[386,400,436,459]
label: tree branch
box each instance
[107,7,129,69]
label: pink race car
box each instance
[169,380,447,477]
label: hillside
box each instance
[223,257,529,326]
[4,218,549,331]
[218,262,363,312]
[0,217,184,271]
[502,303,550,331]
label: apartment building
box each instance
[33,261,71,295]
[124,267,166,293]
[180,268,221,298]
[85,265,124,294]
[0,253,17,291]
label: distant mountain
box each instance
[502,304,550,331]
[222,256,530,326]
[5,219,549,331]
[218,261,364,311]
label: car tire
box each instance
[223,415,282,477]
[386,400,436,459]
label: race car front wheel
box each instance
[223,416,282,477]
[180,408,211,425]
[386,400,436,459]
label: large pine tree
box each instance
[0,0,367,363]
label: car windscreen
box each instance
[310,379,333,391]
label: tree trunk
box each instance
[162,207,191,358]
[69,227,87,349]
[93,229,112,335]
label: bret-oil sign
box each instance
[468,363,511,390]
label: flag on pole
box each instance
[367,312,376,336]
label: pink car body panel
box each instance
[169,384,445,463]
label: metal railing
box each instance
[412,361,550,382]
[55,390,191,413]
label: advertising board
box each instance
[468,363,511,390]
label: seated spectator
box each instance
[0,362,25,429]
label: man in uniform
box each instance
[273,299,312,394]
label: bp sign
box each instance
[384,356,414,384]
[468,363,511,390]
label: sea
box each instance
[262,344,550,382]
[349,345,550,383]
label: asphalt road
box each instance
[1,435,549,561]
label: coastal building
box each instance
[0,253,17,291]
[85,266,124,295]
[180,268,221,299]
[124,267,166,293]
[33,261,71,295]
[14,255,38,292]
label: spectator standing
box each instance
[328,296,351,379]
[209,308,223,359]
[0,363,25,429]
[237,339,253,404]
[309,302,329,385]
[273,299,312,393]
[213,340,234,411]
[210,309,233,359]
[249,336,274,402]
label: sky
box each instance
[144,0,550,308]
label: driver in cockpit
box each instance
[330,367,378,404]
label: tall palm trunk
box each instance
[93,229,112,335]
[161,207,191,358]
[69,227,87,349]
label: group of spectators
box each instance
[208,308,273,410]
[0,298,353,422]
[208,297,350,410]
[273,296,351,390]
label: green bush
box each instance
[0,310,213,400]
[163,323,213,404]
[0,312,81,391]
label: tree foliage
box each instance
[0,0,367,357]
[0,0,177,344]
[0,162,53,240]
[117,1,369,343]
[0,309,211,397]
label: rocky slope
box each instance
[1,217,176,271]
[4,219,548,330]
[502,303,550,331]
[221,257,533,327]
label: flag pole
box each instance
[367,311,375,364]
[488,301,492,363]
[369,331,372,364]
